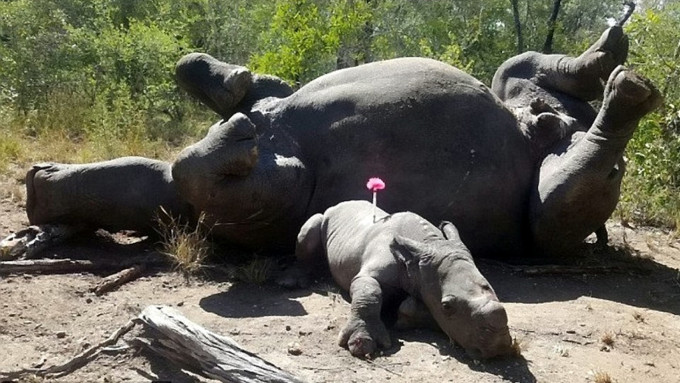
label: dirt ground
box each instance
[1,185,680,383]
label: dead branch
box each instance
[0,254,167,276]
[0,225,81,261]
[133,305,304,383]
[617,1,636,26]
[91,264,146,296]
[0,319,138,380]
[0,258,103,275]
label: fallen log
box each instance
[92,264,147,296]
[133,305,304,383]
[0,305,305,383]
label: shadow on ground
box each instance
[199,283,309,318]
[479,243,680,315]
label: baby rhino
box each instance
[280,200,513,359]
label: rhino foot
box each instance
[338,317,391,358]
[0,224,80,260]
[562,26,628,100]
[575,26,628,81]
[599,66,662,130]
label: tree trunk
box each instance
[542,0,562,54]
[510,0,523,54]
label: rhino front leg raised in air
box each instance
[530,66,662,256]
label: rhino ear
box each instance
[439,221,462,242]
[390,236,431,267]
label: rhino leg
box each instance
[175,53,293,119]
[394,296,438,331]
[172,113,312,250]
[493,26,628,102]
[175,53,252,119]
[26,158,189,233]
[530,67,662,256]
[277,213,324,289]
[338,275,392,358]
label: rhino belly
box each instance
[281,58,534,258]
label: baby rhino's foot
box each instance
[338,317,391,358]
[601,66,662,128]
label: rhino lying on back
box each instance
[280,200,513,359]
[8,25,662,261]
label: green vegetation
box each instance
[0,0,678,229]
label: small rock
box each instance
[299,330,311,336]
[56,331,67,339]
[287,342,303,356]
[566,330,576,334]
[600,345,611,352]
[285,325,291,331]
[85,298,93,304]
[177,301,184,307]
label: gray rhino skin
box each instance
[288,200,512,359]
[25,26,661,258]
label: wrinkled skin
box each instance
[20,26,662,259]
[281,200,512,359]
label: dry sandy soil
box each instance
[1,182,679,383]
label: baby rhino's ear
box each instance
[439,221,462,242]
[390,236,432,267]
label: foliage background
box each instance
[0,0,678,228]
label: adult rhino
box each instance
[13,26,661,259]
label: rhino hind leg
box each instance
[492,26,629,103]
[537,25,629,101]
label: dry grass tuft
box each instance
[510,336,526,357]
[156,209,212,278]
[600,331,615,347]
[236,256,277,285]
[592,371,613,383]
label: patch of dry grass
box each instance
[156,209,212,278]
[600,331,615,347]
[592,371,614,383]
[510,336,527,357]
[236,256,277,285]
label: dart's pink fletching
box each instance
[366,177,385,192]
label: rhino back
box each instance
[277,58,534,258]
[322,201,443,290]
